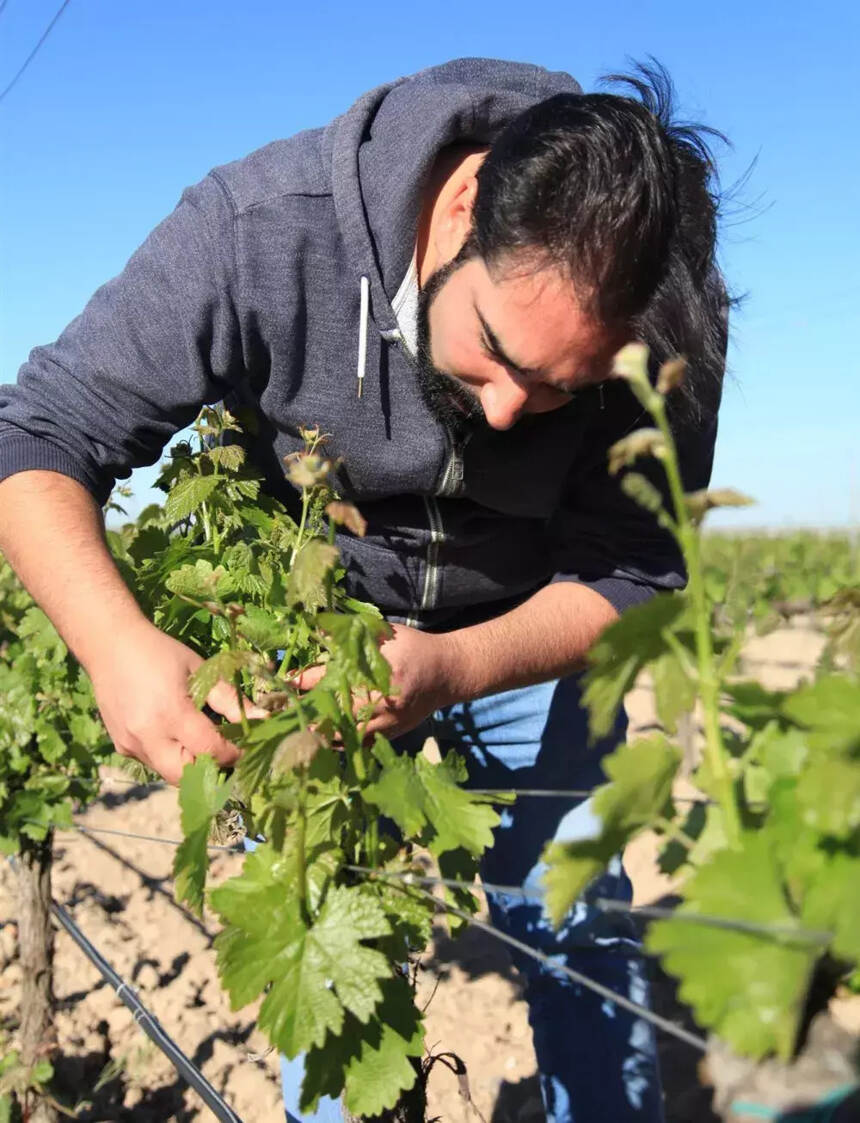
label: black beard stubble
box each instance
[414,246,489,441]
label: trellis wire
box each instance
[63,821,830,947]
[593,898,832,946]
[43,818,830,1055]
[55,821,242,853]
[470,787,715,805]
[346,866,832,948]
[99,775,167,790]
[350,867,708,1053]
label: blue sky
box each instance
[1,0,858,528]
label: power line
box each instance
[0,0,73,106]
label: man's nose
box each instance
[481,379,529,430]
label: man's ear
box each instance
[434,174,479,266]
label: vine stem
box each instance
[654,815,696,853]
[277,485,313,680]
[324,514,336,611]
[293,486,309,558]
[276,627,300,680]
[648,388,743,849]
[226,612,251,738]
[233,674,251,738]
[294,767,310,925]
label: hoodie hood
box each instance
[329,58,583,342]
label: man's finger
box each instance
[206,678,268,722]
[146,740,193,786]
[178,707,242,768]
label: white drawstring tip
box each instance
[356,274,369,399]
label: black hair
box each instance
[469,59,732,428]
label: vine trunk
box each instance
[15,834,57,1123]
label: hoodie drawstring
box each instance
[356,275,370,398]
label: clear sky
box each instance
[1,0,858,529]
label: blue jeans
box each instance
[264,676,665,1123]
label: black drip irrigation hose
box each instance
[51,898,245,1123]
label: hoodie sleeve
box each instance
[545,383,719,615]
[0,173,244,505]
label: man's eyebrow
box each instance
[475,304,544,378]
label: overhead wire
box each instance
[0,0,73,105]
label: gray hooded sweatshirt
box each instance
[0,58,720,629]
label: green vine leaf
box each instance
[213,855,391,1057]
[583,594,690,739]
[801,851,860,962]
[651,649,697,733]
[234,708,302,801]
[647,832,819,1059]
[301,975,424,1117]
[288,541,339,608]
[206,444,246,471]
[235,604,289,651]
[543,735,680,926]
[187,650,259,709]
[18,607,67,664]
[796,756,860,838]
[725,681,788,731]
[165,474,221,522]
[781,675,860,755]
[272,729,324,774]
[317,611,393,693]
[165,559,232,599]
[173,754,233,916]
[364,740,500,857]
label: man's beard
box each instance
[415,248,489,441]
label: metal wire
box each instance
[0,0,74,104]
[346,866,832,948]
[56,821,242,853]
[470,787,714,804]
[593,898,831,947]
[98,775,167,790]
[6,855,243,1122]
[51,897,244,1122]
[354,868,708,1054]
[61,824,826,946]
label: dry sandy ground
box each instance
[1,620,857,1122]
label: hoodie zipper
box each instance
[387,329,464,621]
[420,495,445,612]
[436,441,464,497]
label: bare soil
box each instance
[1,621,857,1122]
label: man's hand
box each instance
[87,618,266,785]
[292,623,458,741]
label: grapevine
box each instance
[2,387,858,1120]
[113,408,503,1119]
[542,345,860,1093]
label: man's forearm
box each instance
[443,581,618,701]
[0,470,150,674]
